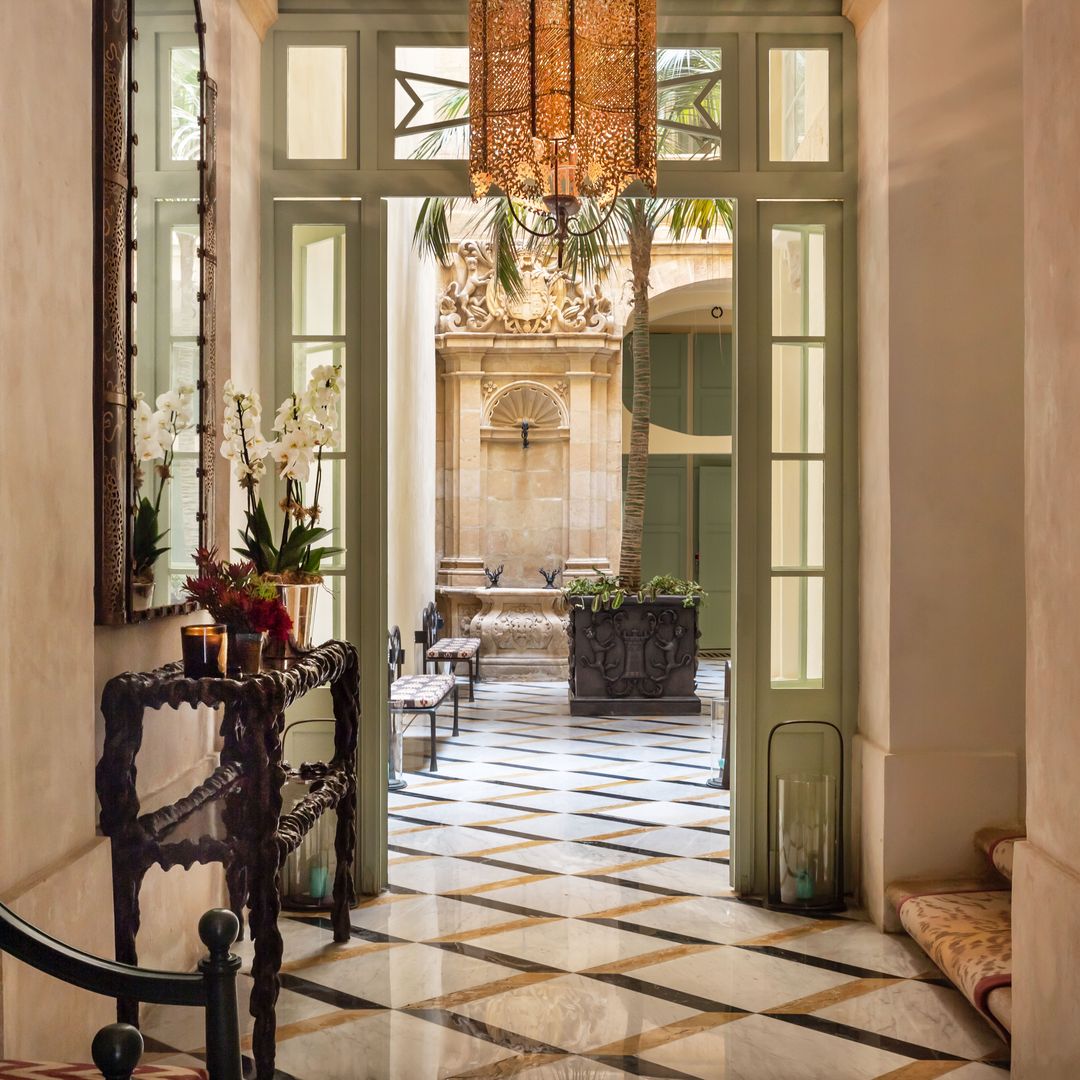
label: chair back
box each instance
[388,625,404,693]
[415,601,443,653]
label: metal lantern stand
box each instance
[766,719,845,913]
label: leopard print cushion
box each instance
[974,825,1025,882]
[427,637,481,660]
[0,1066,206,1078]
[390,673,456,709]
[897,889,1012,1036]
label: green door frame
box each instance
[260,1,858,898]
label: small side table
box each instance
[96,640,359,1080]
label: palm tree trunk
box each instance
[619,204,655,589]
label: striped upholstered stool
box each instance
[418,602,481,701]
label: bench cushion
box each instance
[427,637,480,660]
[974,825,1024,882]
[390,674,456,709]
[0,1066,207,1079]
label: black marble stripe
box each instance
[278,971,386,1011]
[768,1011,971,1063]
[587,970,749,1015]
[402,1007,569,1055]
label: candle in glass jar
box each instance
[181,624,228,678]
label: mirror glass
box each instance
[130,0,203,611]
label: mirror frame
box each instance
[93,0,217,624]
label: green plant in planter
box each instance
[566,571,706,612]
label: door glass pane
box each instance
[394,47,470,160]
[170,46,201,162]
[771,576,824,687]
[657,47,723,160]
[772,344,824,453]
[292,226,346,335]
[772,460,824,569]
[769,48,829,162]
[287,46,348,160]
[772,226,825,337]
[170,225,200,336]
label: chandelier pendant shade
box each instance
[469,0,657,257]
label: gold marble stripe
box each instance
[583,893,692,920]
[430,915,560,944]
[466,838,551,856]
[737,918,851,946]
[586,1011,745,1056]
[447,1053,566,1079]
[278,940,402,974]
[767,977,899,1014]
[871,1063,971,1080]
[579,855,676,875]
[388,853,435,866]
[403,970,562,1010]
[582,942,720,975]
[238,1008,381,1049]
[445,872,556,896]
[471,811,551,827]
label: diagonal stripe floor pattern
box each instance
[144,663,1010,1078]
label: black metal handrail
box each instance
[0,904,242,1079]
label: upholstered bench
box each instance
[0,1064,207,1078]
[418,602,481,701]
[388,626,460,783]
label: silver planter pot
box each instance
[276,581,322,650]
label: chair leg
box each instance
[429,709,438,772]
[452,684,460,736]
[469,657,475,702]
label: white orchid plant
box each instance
[222,366,344,580]
[132,384,196,581]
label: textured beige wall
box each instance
[0,0,261,1055]
[388,199,438,670]
[853,0,1026,925]
[1013,0,1080,1072]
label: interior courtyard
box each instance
[1,0,1077,1077]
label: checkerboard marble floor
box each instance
[144,664,1010,1078]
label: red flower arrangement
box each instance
[182,548,293,642]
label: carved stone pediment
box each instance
[438,241,614,335]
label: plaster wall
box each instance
[853,0,1026,925]
[1012,0,1080,1072]
[387,199,438,672]
[0,0,262,1055]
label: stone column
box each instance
[436,337,488,588]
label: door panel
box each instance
[698,464,732,650]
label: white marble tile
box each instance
[488,814,643,842]
[600,761,707,781]
[142,975,334,1052]
[438,743,542,762]
[775,920,938,978]
[273,1007,512,1080]
[607,857,731,895]
[598,895,812,945]
[488,789,641,815]
[947,1065,1012,1079]
[415,779,539,803]
[388,825,513,857]
[503,770,627,791]
[596,801,727,827]
[388,855,530,894]
[487,874,660,918]
[498,753,630,773]
[636,1012,911,1079]
[511,1055,633,1079]
[812,978,1009,1060]
[610,826,730,859]
[349,894,526,940]
[632,943,854,1012]
[484,840,643,875]
[410,762,537,783]
[603,780,724,802]
[388,800,538,826]
[469,917,667,971]
[453,972,695,1054]
[300,941,516,1009]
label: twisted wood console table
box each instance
[96,640,359,1080]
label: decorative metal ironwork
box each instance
[484,564,505,588]
[539,566,561,588]
[93,0,216,624]
[469,0,657,265]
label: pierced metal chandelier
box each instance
[469,0,658,266]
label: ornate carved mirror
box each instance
[94,0,217,624]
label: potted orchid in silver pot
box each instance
[131,383,196,610]
[220,367,343,649]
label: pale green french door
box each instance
[732,199,850,895]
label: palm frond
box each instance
[668,198,735,241]
[413,196,459,265]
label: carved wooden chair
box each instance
[0,906,241,1080]
[418,601,481,702]
[389,625,459,782]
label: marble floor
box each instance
[144,664,1009,1079]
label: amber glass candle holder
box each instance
[181,624,228,678]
